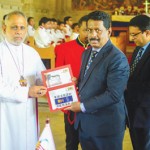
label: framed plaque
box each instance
[41,65,79,111]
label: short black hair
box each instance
[51,18,57,23]
[3,14,7,20]
[64,16,72,24]
[78,15,88,28]
[57,20,64,26]
[87,11,111,29]
[27,17,34,24]
[129,15,150,31]
[72,23,78,29]
[39,17,50,26]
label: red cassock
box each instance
[55,37,89,78]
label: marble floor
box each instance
[38,102,133,150]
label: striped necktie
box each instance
[84,50,98,76]
[130,48,143,75]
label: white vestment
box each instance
[64,24,72,37]
[27,25,35,37]
[0,40,46,150]
[34,27,53,48]
[51,29,65,45]
[70,32,79,41]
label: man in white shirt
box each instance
[27,16,35,36]
[56,21,66,43]
[70,23,79,40]
[51,18,65,45]
[34,17,54,48]
[0,10,47,150]
[64,16,73,39]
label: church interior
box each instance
[1,0,149,149]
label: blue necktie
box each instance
[130,48,143,75]
[84,51,98,76]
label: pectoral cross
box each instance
[19,76,27,87]
[143,0,150,14]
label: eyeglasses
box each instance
[130,31,142,37]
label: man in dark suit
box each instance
[125,15,150,150]
[65,11,129,150]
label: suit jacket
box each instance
[125,44,150,128]
[75,40,129,136]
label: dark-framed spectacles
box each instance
[130,31,142,37]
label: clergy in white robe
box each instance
[0,10,47,150]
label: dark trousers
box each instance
[129,127,150,150]
[64,112,79,150]
[79,127,124,150]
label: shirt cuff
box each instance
[80,103,86,112]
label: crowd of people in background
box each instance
[0,14,79,48]
[113,5,146,16]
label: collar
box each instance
[137,42,150,56]
[142,42,150,50]
[76,36,90,49]
[92,47,101,53]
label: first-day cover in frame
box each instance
[41,65,79,111]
